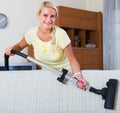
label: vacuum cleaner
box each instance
[3,50,119,110]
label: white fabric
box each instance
[0,70,120,113]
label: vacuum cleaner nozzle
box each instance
[89,79,118,109]
[104,79,118,109]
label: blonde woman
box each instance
[5,1,87,90]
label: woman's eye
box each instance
[43,14,48,17]
[51,15,55,18]
[43,14,56,19]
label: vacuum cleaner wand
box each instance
[10,50,78,83]
[89,79,118,109]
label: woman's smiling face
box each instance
[38,7,56,30]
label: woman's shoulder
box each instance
[54,26,68,39]
[54,25,66,33]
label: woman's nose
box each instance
[47,16,52,21]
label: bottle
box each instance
[74,35,80,47]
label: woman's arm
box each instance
[64,44,87,90]
[5,37,29,55]
[64,44,80,73]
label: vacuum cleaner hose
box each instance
[11,50,28,59]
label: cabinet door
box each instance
[57,6,79,28]
[82,49,99,69]
[79,10,97,29]
[73,48,83,68]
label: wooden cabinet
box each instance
[73,48,102,69]
[56,6,80,28]
[55,6,103,69]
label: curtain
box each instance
[103,0,120,69]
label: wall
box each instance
[86,0,103,12]
[0,0,103,63]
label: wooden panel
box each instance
[73,48,83,68]
[79,10,97,29]
[64,28,75,46]
[57,6,79,28]
[78,30,86,47]
[28,45,41,69]
[82,49,99,69]
[28,45,34,57]
[96,12,103,49]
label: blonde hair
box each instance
[37,1,58,17]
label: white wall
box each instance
[86,0,103,12]
[0,0,103,63]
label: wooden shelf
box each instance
[55,6,103,69]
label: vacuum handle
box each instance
[11,50,28,59]
[10,50,61,74]
[4,53,9,70]
[4,50,28,70]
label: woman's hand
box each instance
[76,78,87,90]
[5,38,28,56]
[5,47,14,56]
[73,72,87,90]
